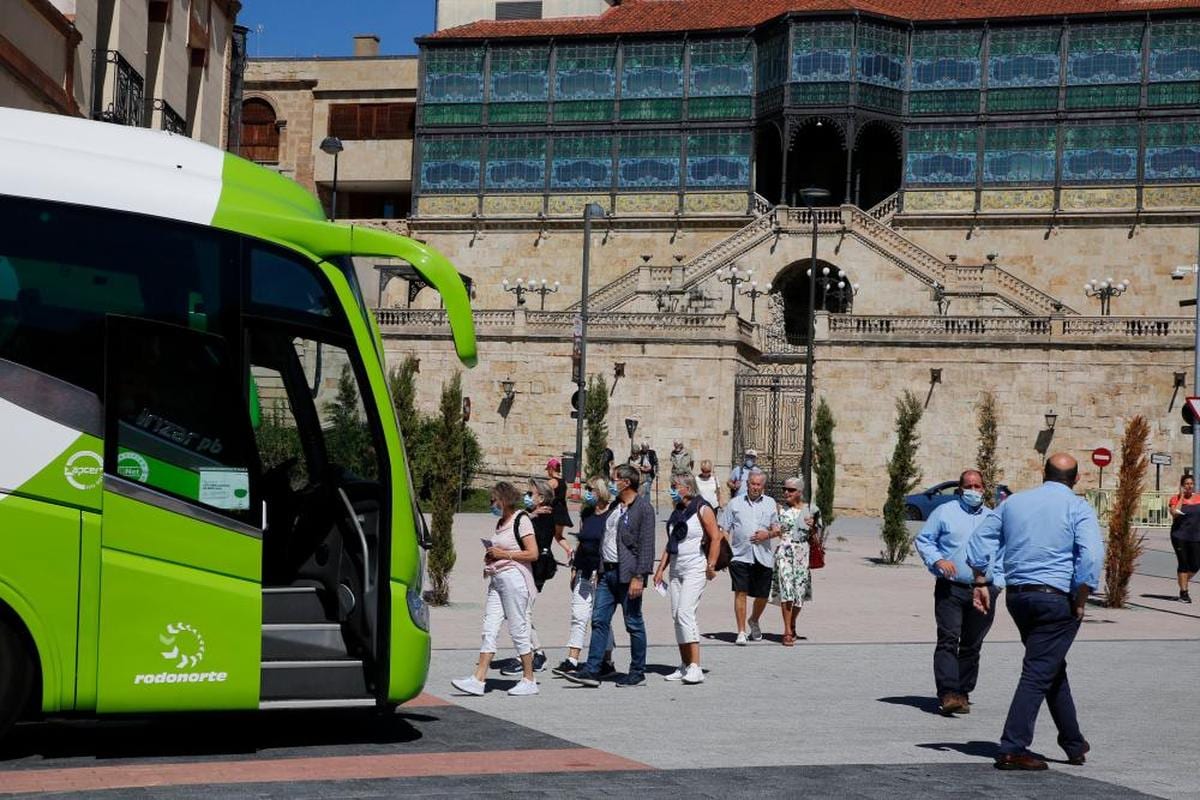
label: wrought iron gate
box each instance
[731,372,807,494]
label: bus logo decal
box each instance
[116,451,150,483]
[63,450,103,490]
[159,622,206,669]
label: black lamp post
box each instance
[740,280,768,322]
[799,186,831,503]
[319,136,343,221]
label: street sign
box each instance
[1151,452,1173,466]
[1185,397,1200,424]
[1091,448,1112,468]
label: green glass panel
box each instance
[421,104,483,126]
[688,96,752,119]
[908,127,977,152]
[908,90,980,114]
[789,82,850,106]
[555,136,611,158]
[857,84,903,113]
[1149,82,1200,107]
[987,126,1056,151]
[987,87,1059,112]
[989,27,1061,56]
[421,137,480,161]
[1063,124,1138,149]
[487,102,548,124]
[912,29,983,59]
[488,136,545,159]
[619,98,682,121]
[553,100,614,122]
[1146,121,1200,147]
[1065,84,1140,109]
[792,22,853,50]
[621,133,680,157]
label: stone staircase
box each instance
[574,192,1074,317]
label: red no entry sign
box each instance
[1092,448,1113,468]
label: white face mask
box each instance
[961,489,984,509]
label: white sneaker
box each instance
[682,663,704,684]
[748,619,763,641]
[735,631,748,646]
[451,676,485,696]
[507,678,539,696]
[664,664,687,682]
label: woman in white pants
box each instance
[653,472,723,684]
[452,481,541,697]
[554,477,616,676]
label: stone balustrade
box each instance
[376,307,742,341]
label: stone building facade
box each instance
[2,0,245,147]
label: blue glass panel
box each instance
[686,131,751,189]
[1061,149,1138,181]
[1067,23,1142,85]
[619,133,681,189]
[485,137,546,191]
[791,22,852,83]
[555,44,617,101]
[756,32,788,91]
[988,28,1061,88]
[910,29,982,89]
[423,48,485,103]
[622,42,684,99]
[489,47,549,102]
[689,39,753,97]
[419,138,481,193]
[983,127,1056,184]
[551,136,612,190]
[857,23,906,89]
[1149,21,1200,82]
[1145,122,1200,180]
[905,128,977,185]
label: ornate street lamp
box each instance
[1083,277,1130,316]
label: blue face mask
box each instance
[608,482,619,496]
[582,490,596,506]
[961,489,984,509]
[668,487,682,504]
[744,458,756,469]
[490,503,503,517]
[523,493,535,510]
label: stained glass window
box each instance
[490,47,549,101]
[419,137,481,193]
[1066,23,1142,86]
[551,135,613,190]
[421,104,483,126]
[905,127,978,185]
[424,48,485,103]
[1149,81,1200,107]
[910,29,983,90]
[689,39,753,120]
[909,91,980,114]
[618,132,681,190]
[485,136,546,192]
[987,87,1059,113]
[791,22,852,83]
[554,43,616,122]
[983,126,1057,184]
[857,23,905,89]
[1144,122,1200,181]
[686,131,752,189]
[1149,21,1200,109]
[1061,124,1139,182]
[989,27,1061,88]
[858,83,903,113]
[621,42,683,121]
[756,31,788,92]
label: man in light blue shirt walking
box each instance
[720,469,779,645]
[967,453,1104,771]
[915,469,1005,716]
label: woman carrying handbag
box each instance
[771,476,822,646]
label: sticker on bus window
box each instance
[198,468,250,511]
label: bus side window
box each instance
[104,316,260,526]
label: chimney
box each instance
[353,34,380,57]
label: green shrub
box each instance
[813,397,837,528]
[585,373,610,479]
[880,390,923,564]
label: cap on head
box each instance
[745,448,758,457]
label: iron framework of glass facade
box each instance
[416,14,1200,208]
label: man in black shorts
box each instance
[720,469,779,645]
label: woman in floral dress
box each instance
[772,476,820,646]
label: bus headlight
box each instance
[407,546,429,631]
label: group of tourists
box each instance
[452,445,825,697]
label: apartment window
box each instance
[328,103,415,140]
[496,1,542,20]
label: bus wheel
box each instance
[0,617,34,739]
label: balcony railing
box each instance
[153,99,186,134]
[94,50,144,127]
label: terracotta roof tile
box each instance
[427,0,1200,40]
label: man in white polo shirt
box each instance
[721,469,779,645]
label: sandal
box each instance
[782,633,795,647]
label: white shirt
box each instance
[602,503,622,562]
[674,511,705,563]
[696,474,719,507]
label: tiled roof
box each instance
[426,0,1200,40]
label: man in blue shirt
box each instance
[967,453,1104,771]
[721,469,779,644]
[915,469,1005,716]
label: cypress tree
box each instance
[881,390,923,564]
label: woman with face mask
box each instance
[500,478,557,676]
[652,472,722,684]
[553,477,616,676]
[452,482,540,697]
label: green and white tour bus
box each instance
[0,107,476,735]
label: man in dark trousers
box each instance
[561,464,656,688]
[967,453,1104,771]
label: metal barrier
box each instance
[1084,489,1175,528]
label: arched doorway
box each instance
[238,98,279,164]
[851,122,902,210]
[754,123,784,206]
[771,259,855,344]
[786,118,847,206]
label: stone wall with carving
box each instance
[902,190,974,213]
[980,189,1054,212]
[1060,187,1137,211]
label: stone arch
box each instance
[850,119,902,210]
[770,258,856,344]
[786,116,847,206]
[238,96,280,164]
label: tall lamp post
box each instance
[716,266,752,312]
[799,186,831,503]
[319,136,343,221]
[574,203,606,484]
[1083,277,1130,316]
[1172,223,1200,474]
[740,280,769,322]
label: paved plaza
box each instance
[1,512,1196,799]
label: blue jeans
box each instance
[999,591,1086,756]
[586,568,646,676]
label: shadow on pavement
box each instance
[1139,593,1185,602]
[877,695,943,715]
[0,708,429,763]
[915,740,999,759]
